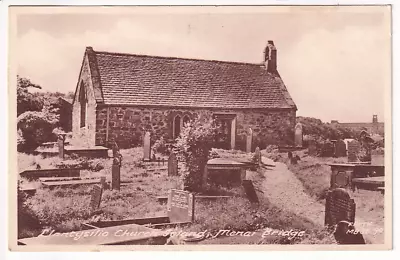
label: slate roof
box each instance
[85,47,297,110]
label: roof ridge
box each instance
[94,49,264,67]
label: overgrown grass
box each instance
[265,149,385,243]
[18,147,344,244]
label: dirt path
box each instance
[259,157,384,244]
[260,158,325,227]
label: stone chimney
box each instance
[264,40,277,73]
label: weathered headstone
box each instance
[242,180,259,203]
[359,133,372,162]
[100,176,106,189]
[57,134,66,159]
[254,147,261,165]
[294,123,303,147]
[167,189,194,223]
[325,188,356,226]
[321,142,334,157]
[143,131,151,161]
[347,140,361,162]
[112,154,122,190]
[168,153,178,176]
[308,140,318,156]
[89,184,103,213]
[246,128,253,153]
[290,155,300,165]
[330,170,352,189]
[112,141,120,158]
[335,139,347,157]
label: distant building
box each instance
[330,115,384,136]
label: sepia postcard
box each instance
[8,4,392,251]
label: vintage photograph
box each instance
[9,5,391,249]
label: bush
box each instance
[175,118,217,192]
[152,136,168,155]
[17,111,58,152]
[18,182,41,238]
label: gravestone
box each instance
[359,133,372,162]
[89,184,103,213]
[290,155,300,165]
[308,140,317,156]
[330,170,352,189]
[143,132,151,161]
[325,188,356,227]
[57,134,66,159]
[254,147,261,165]
[347,140,361,162]
[294,123,303,147]
[246,128,253,153]
[242,180,259,203]
[168,153,178,176]
[112,154,122,191]
[321,142,334,157]
[167,189,195,223]
[100,176,106,189]
[335,139,347,157]
[112,141,120,158]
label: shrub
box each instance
[152,136,168,155]
[18,182,41,238]
[175,118,217,192]
[17,111,58,151]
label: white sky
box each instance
[12,6,391,123]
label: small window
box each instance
[173,115,181,138]
[79,82,86,128]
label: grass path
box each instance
[260,158,325,227]
[259,157,384,244]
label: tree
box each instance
[17,110,58,151]
[17,76,43,116]
[297,116,358,141]
[175,118,217,192]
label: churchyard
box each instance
[17,128,385,245]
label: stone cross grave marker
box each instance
[294,123,303,147]
[254,147,261,165]
[325,188,355,226]
[246,128,253,153]
[89,184,103,213]
[168,153,178,176]
[57,133,66,159]
[347,140,361,162]
[167,189,195,223]
[308,140,317,156]
[242,180,259,203]
[112,154,122,191]
[143,131,151,161]
[335,139,347,157]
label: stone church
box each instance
[71,41,297,150]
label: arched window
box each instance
[79,82,87,128]
[183,115,190,127]
[173,115,181,138]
